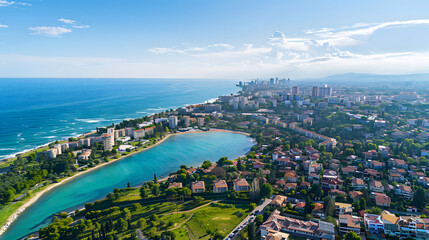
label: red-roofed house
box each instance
[233,178,250,191]
[213,180,228,193]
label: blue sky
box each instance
[1,0,429,78]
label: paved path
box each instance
[224,198,271,240]
[160,201,215,216]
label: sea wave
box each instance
[42,136,57,139]
[75,118,106,123]
[0,148,17,151]
[0,143,50,161]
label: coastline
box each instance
[0,129,251,236]
[0,132,173,236]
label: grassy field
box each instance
[172,203,249,240]
[0,182,50,227]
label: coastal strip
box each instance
[0,132,173,236]
[0,129,250,236]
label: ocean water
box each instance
[1,132,254,240]
[0,78,239,160]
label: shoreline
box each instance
[0,96,229,163]
[0,129,251,236]
[0,132,174,236]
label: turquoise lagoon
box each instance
[1,132,253,240]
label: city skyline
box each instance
[1,0,429,78]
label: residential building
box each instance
[312,87,319,97]
[191,181,205,193]
[213,180,228,193]
[339,214,361,235]
[101,133,115,151]
[373,192,391,207]
[46,148,58,159]
[369,180,384,193]
[197,117,205,127]
[381,211,399,236]
[395,185,414,199]
[233,178,250,191]
[168,182,182,188]
[378,145,390,158]
[388,158,408,169]
[260,210,335,240]
[77,149,91,161]
[168,115,178,129]
[335,203,352,215]
[292,86,299,95]
[351,178,366,190]
[364,213,384,235]
[270,195,288,208]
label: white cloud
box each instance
[58,18,90,29]
[308,19,429,46]
[58,18,76,24]
[0,0,30,7]
[17,2,30,6]
[0,24,8,28]
[3,19,429,78]
[72,25,90,29]
[29,26,72,37]
[142,19,429,78]
[0,0,14,7]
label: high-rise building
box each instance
[101,133,114,151]
[183,116,190,127]
[312,87,319,97]
[197,118,205,127]
[169,115,178,129]
[319,85,333,97]
[292,86,299,95]
[270,78,275,85]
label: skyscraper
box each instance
[312,87,319,97]
[169,115,178,129]
[292,86,299,95]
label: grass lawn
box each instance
[172,203,249,240]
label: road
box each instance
[224,198,271,240]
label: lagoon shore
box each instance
[0,128,250,236]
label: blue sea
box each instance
[0,78,255,239]
[0,78,239,160]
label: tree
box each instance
[367,143,377,150]
[127,182,130,188]
[247,222,256,240]
[152,185,160,196]
[248,203,257,211]
[115,218,128,232]
[122,208,131,220]
[137,218,147,228]
[324,196,335,217]
[154,174,158,183]
[344,231,361,240]
[260,183,273,199]
[370,207,382,215]
[164,188,177,199]
[412,187,428,209]
[201,160,212,169]
[140,187,148,199]
[255,214,264,225]
[304,200,315,215]
[344,148,355,156]
[359,198,366,210]
[237,160,243,171]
